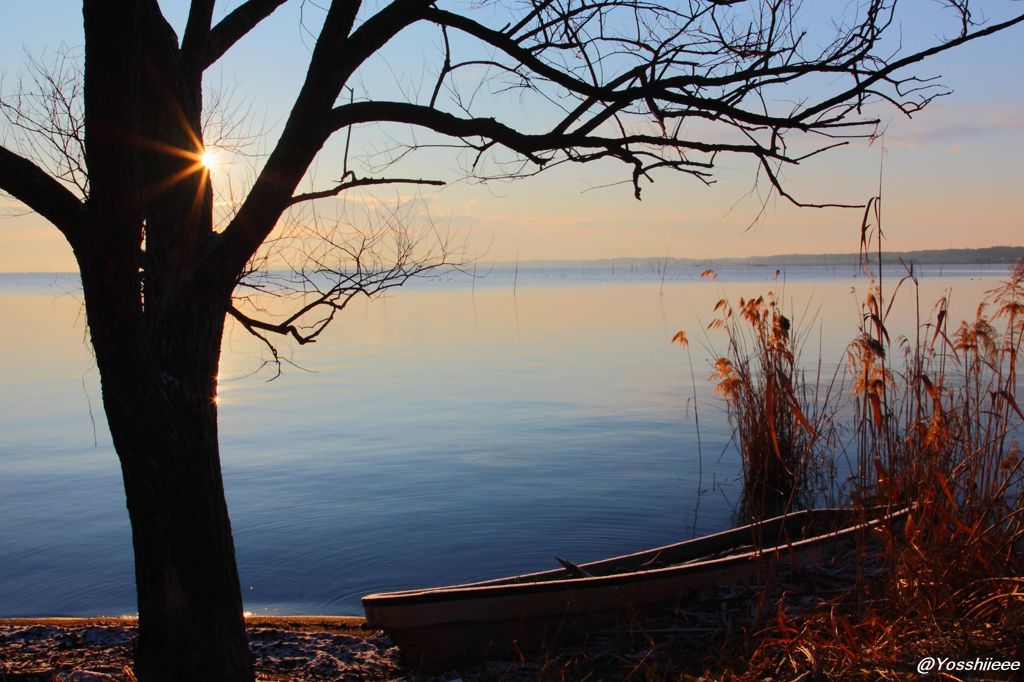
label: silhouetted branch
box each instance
[212,0,1024,280]
[229,195,463,373]
[287,173,446,207]
[329,100,786,157]
[757,156,862,210]
[794,11,1024,125]
[200,0,289,69]
[181,0,216,61]
[0,49,88,197]
[0,144,82,246]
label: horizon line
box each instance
[2,244,1022,275]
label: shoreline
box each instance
[1,615,368,630]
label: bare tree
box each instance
[1,1,1021,680]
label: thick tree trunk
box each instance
[76,4,254,677]
[79,260,253,681]
[119,404,253,681]
[117,401,253,682]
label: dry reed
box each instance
[679,272,840,521]
[691,229,1024,678]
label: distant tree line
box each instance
[511,247,1024,270]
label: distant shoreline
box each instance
[484,245,1024,269]
[2,245,1023,276]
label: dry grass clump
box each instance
[692,276,840,521]
[733,575,1024,681]
[698,244,1024,679]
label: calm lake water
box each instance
[0,264,1008,616]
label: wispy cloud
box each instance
[884,107,1024,149]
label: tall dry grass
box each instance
[698,276,840,521]
[687,219,1024,677]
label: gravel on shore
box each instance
[0,617,405,681]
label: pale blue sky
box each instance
[1,1,1022,270]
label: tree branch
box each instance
[181,0,216,61]
[757,156,861,210]
[215,0,432,282]
[328,100,785,163]
[210,0,1024,287]
[229,200,460,359]
[201,0,290,69]
[0,144,83,248]
[796,10,1024,125]
[288,173,445,206]
[228,303,314,345]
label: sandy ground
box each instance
[1,616,590,681]
[0,616,408,681]
[0,608,721,681]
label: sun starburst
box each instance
[200,150,218,171]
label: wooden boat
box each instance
[362,506,905,666]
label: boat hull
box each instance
[363,507,904,666]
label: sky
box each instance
[1,1,1022,271]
